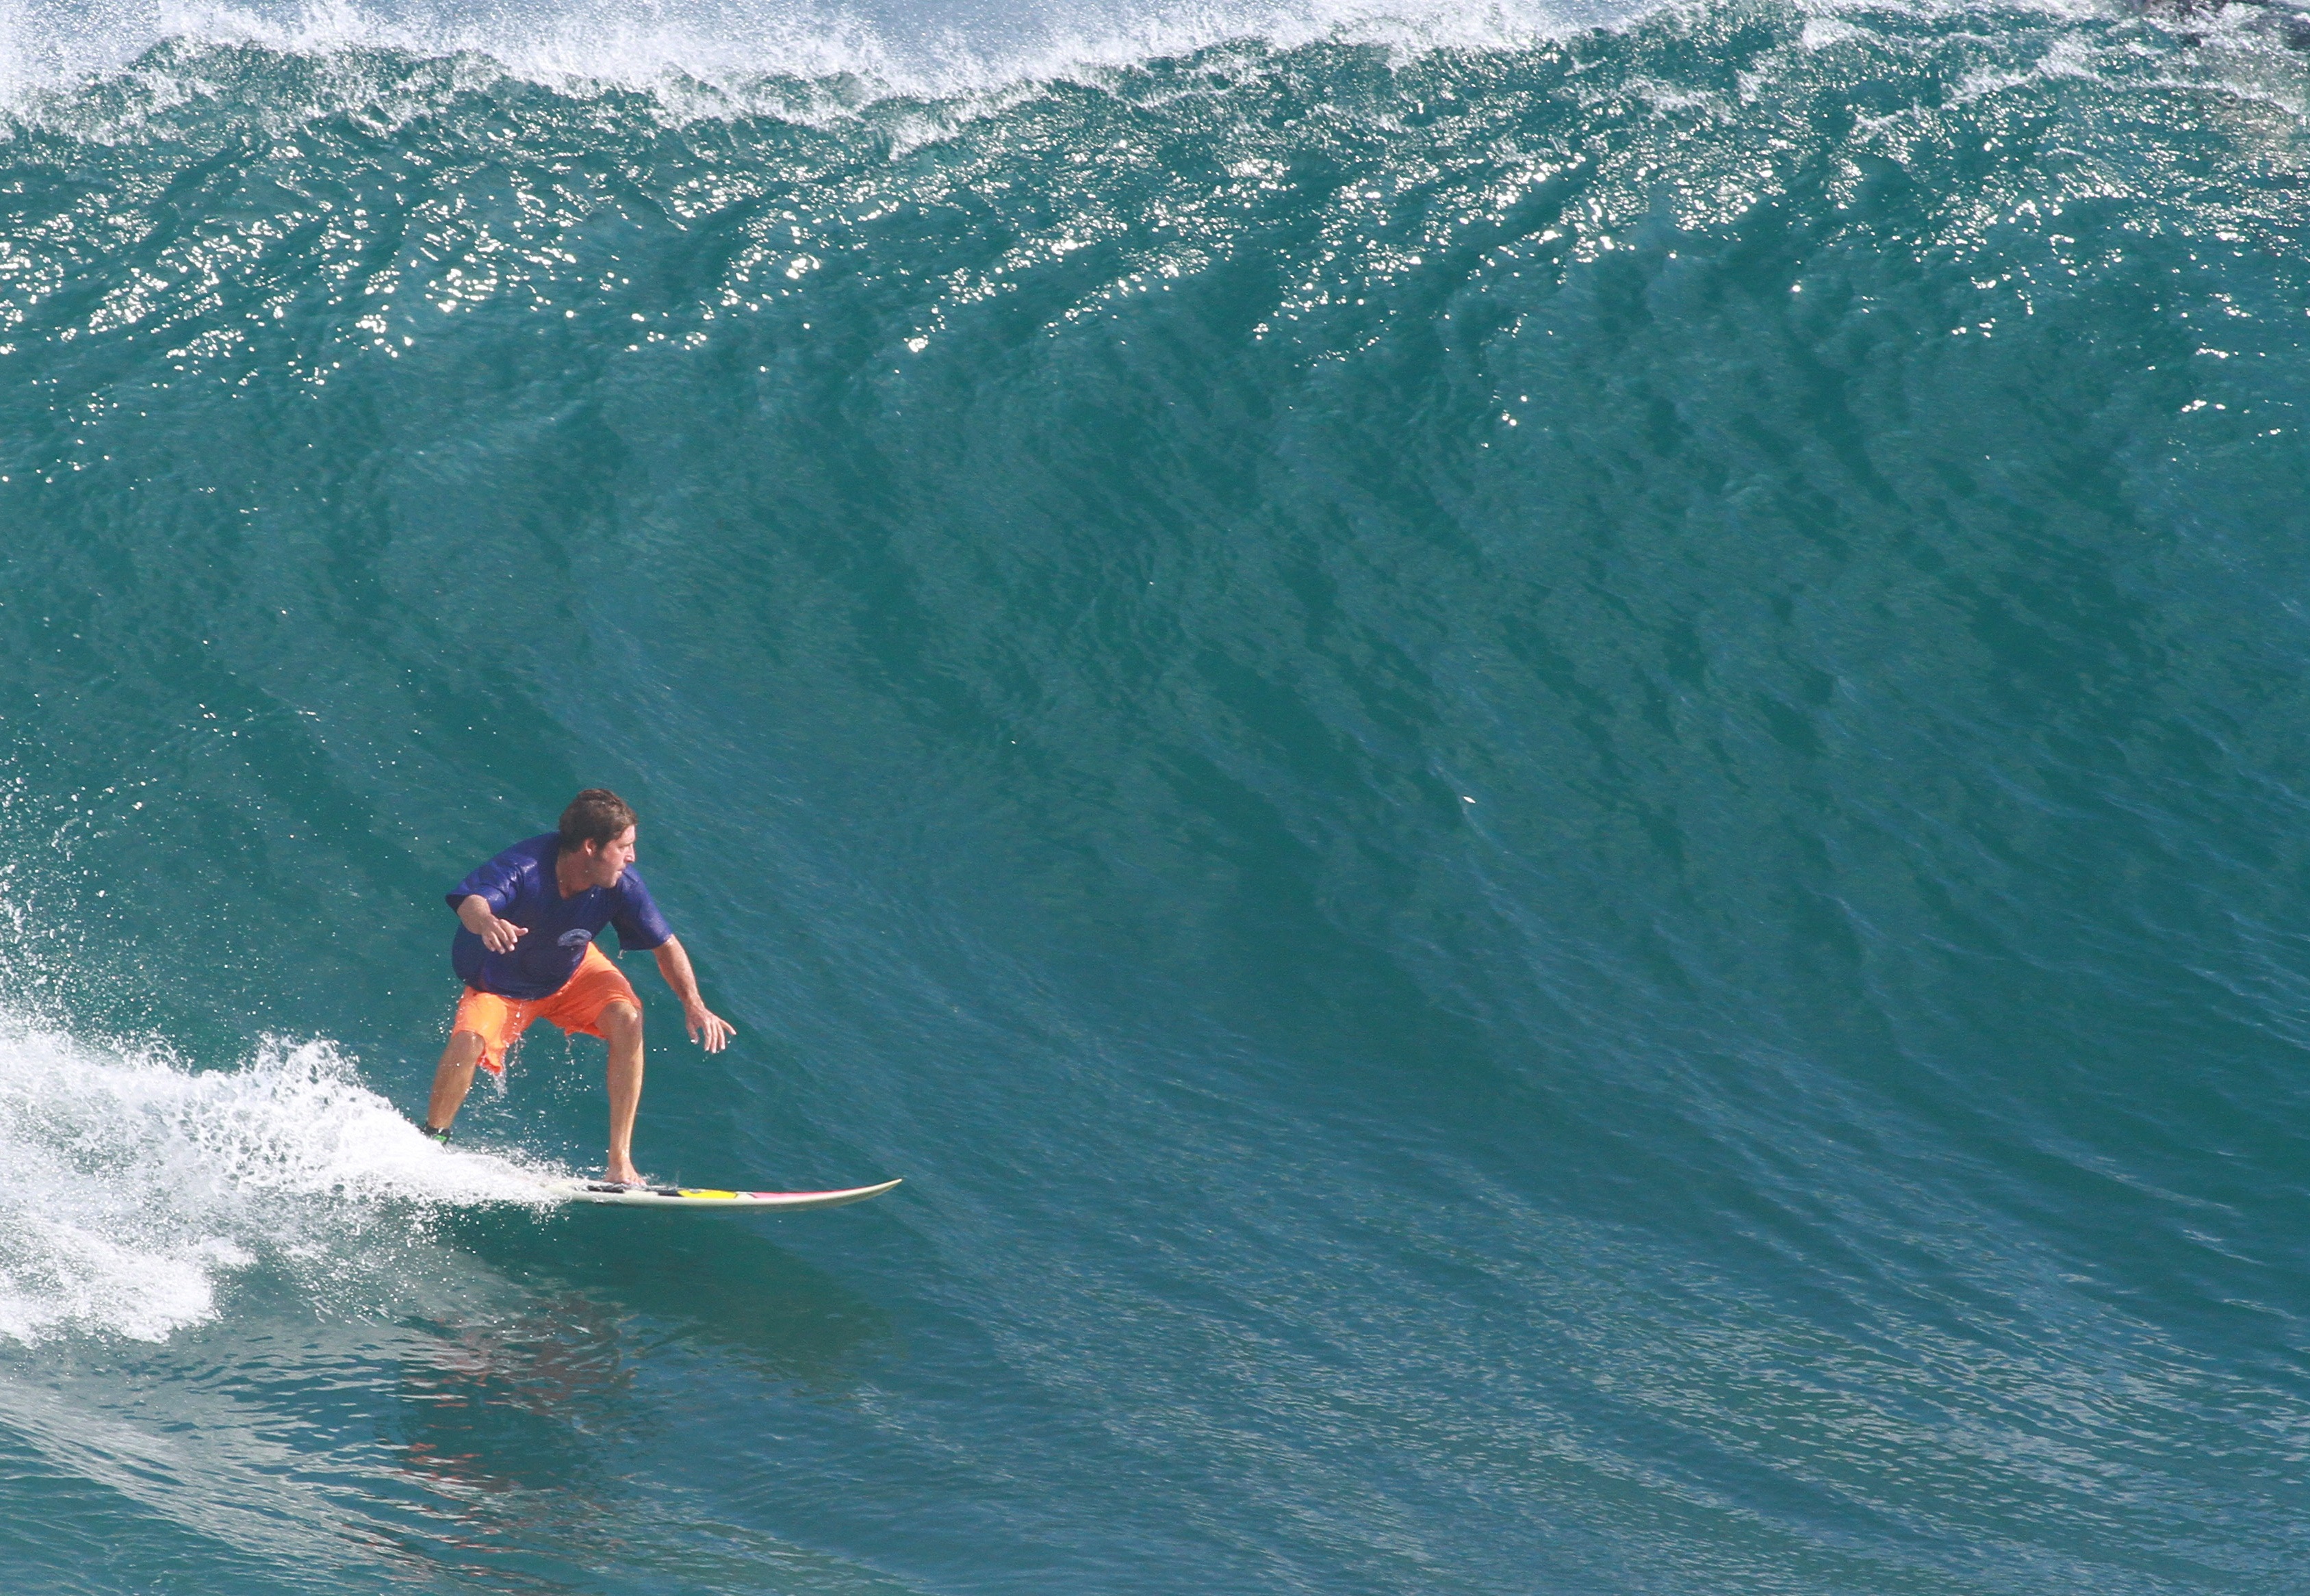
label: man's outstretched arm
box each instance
[653,937,737,1052]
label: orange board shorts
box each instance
[451,942,640,1075]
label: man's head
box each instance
[559,788,638,888]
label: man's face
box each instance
[583,825,637,888]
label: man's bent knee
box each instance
[600,1001,643,1039]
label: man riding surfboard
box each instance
[421,789,736,1185]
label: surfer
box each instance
[420,788,736,1185]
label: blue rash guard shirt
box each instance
[446,834,674,999]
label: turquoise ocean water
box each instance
[5,0,2310,1587]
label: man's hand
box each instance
[684,1003,737,1053]
[457,894,526,954]
[654,937,734,1051]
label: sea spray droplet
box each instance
[0,1014,556,1344]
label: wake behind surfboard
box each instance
[536,1177,901,1211]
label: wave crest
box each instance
[0,0,1652,110]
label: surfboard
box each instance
[538,1177,901,1211]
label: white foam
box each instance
[0,1012,556,1344]
[0,0,1652,109]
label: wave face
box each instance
[7,2,2310,1591]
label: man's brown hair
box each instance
[559,788,637,852]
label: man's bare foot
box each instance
[605,1157,644,1187]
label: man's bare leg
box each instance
[426,1031,487,1135]
[601,1000,645,1185]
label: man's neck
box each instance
[555,849,591,898]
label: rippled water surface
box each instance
[5,0,2310,1588]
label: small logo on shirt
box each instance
[557,929,595,949]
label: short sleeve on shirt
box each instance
[448,839,541,915]
[609,867,674,951]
